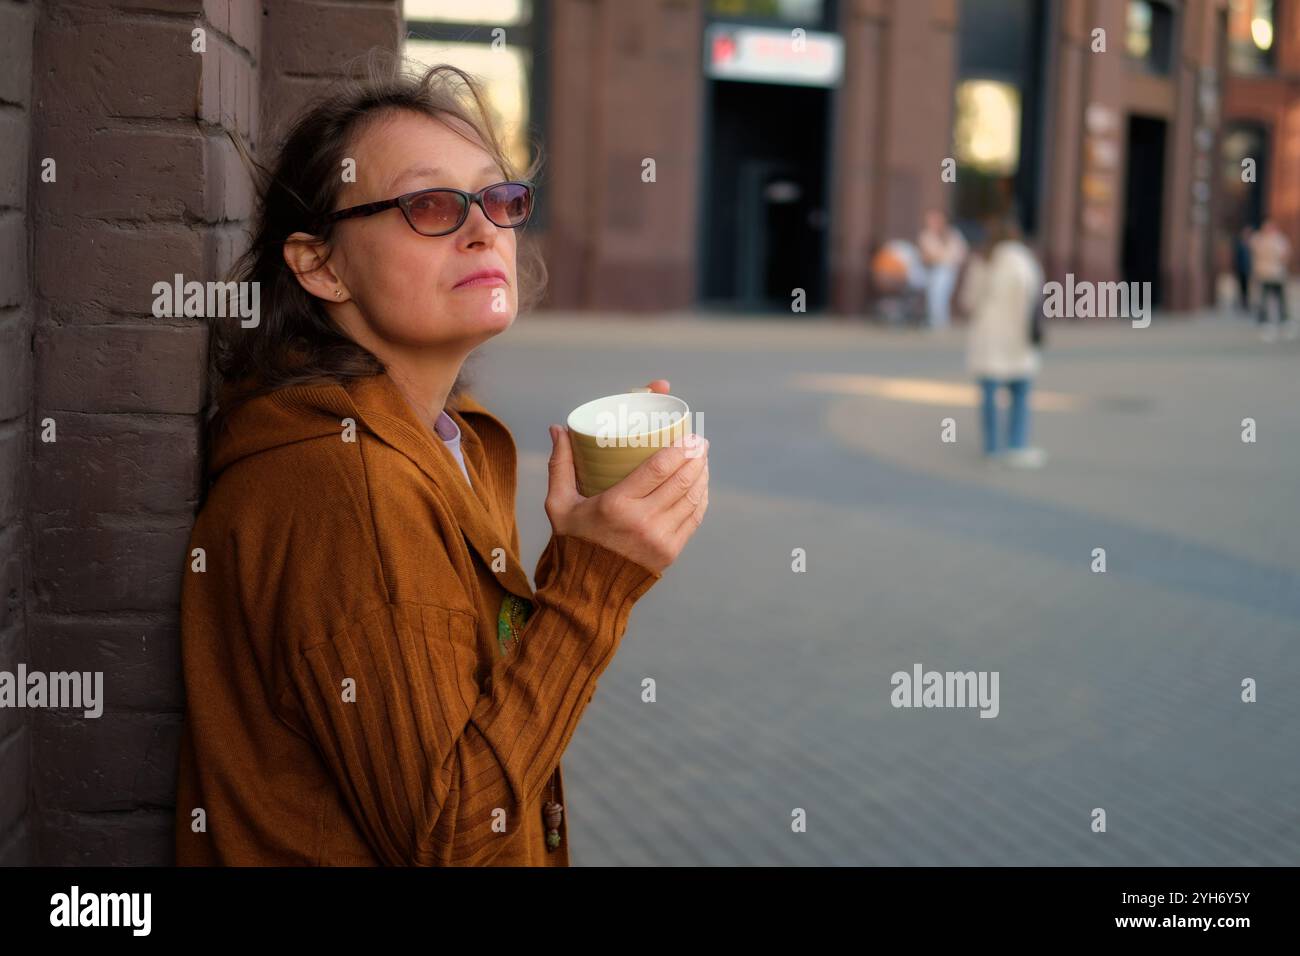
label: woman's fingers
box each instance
[610,439,692,499]
[664,459,708,534]
[641,438,708,513]
[674,483,707,544]
[544,425,581,512]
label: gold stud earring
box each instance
[334,289,342,298]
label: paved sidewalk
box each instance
[478,311,1300,865]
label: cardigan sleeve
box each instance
[280,531,660,866]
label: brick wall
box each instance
[1,0,400,866]
[0,0,37,867]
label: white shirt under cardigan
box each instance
[432,409,472,487]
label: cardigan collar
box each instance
[212,370,536,602]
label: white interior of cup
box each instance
[567,392,689,438]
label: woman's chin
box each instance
[468,306,516,335]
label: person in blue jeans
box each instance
[978,377,1030,456]
[959,216,1047,468]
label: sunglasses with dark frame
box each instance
[316,180,535,237]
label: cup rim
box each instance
[565,391,690,438]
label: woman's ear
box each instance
[283,232,349,302]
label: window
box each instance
[954,80,1021,175]
[1227,0,1277,74]
[1126,0,1174,74]
[402,0,545,182]
[1219,123,1268,233]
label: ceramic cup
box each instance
[565,391,691,496]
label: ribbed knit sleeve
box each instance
[283,532,660,866]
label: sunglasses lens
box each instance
[406,191,466,235]
[483,183,533,227]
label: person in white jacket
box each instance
[960,217,1046,468]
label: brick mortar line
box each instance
[29,410,205,420]
[30,610,178,626]
[40,807,174,820]
[35,318,212,328]
[16,410,199,423]
[41,117,237,135]
[33,707,184,720]
[31,522,195,543]
[32,213,246,230]
[69,121,238,137]
[55,7,257,63]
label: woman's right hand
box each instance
[544,425,709,575]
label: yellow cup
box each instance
[566,391,691,496]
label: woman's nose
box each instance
[459,202,497,246]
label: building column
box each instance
[1072,0,1128,288]
[1163,0,1221,311]
[828,0,887,315]
[871,0,958,247]
[542,0,703,313]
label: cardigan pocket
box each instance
[289,601,488,865]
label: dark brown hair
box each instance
[205,50,547,442]
[976,214,1023,259]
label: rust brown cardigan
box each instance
[174,371,661,865]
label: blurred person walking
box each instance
[1249,219,1295,341]
[1234,226,1253,316]
[960,216,1046,468]
[918,209,968,330]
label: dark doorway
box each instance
[700,80,831,312]
[1122,115,1168,307]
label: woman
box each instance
[960,217,1046,468]
[174,58,709,866]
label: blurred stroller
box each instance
[870,239,928,325]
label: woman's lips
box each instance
[453,272,507,289]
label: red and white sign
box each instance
[705,24,843,88]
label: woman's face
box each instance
[296,109,521,353]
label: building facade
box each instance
[408,0,1230,314]
[0,0,1250,868]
